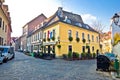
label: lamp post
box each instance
[112,13,119,25]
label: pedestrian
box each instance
[96,49,100,57]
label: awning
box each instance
[43,42,56,46]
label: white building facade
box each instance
[111,13,120,59]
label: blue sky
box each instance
[5,0,120,37]
[62,0,120,31]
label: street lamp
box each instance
[112,13,119,25]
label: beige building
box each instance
[21,14,46,51]
[100,31,112,53]
[0,0,12,46]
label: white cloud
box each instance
[81,14,97,25]
[5,0,61,37]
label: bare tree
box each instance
[91,20,106,33]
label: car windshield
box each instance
[0,48,8,53]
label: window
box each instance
[82,46,85,53]
[36,34,37,41]
[39,32,41,39]
[5,25,7,32]
[38,33,39,40]
[92,46,94,52]
[68,30,72,37]
[2,21,4,30]
[0,37,3,45]
[75,23,82,27]
[53,29,55,37]
[92,35,94,42]
[86,25,89,29]
[2,38,3,45]
[0,18,2,28]
[34,35,35,41]
[82,33,84,40]
[88,34,90,41]
[76,31,79,38]
[68,45,72,52]
[96,36,99,42]
[66,19,71,24]
[44,32,46,39]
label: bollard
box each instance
[114,59,120,78]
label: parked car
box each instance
[0,46,15,62]
[0,51,4,64]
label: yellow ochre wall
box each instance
[58,22,100,56]
[43,22,100,57]
[0,8,8,45]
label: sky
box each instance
[4,0,120,37]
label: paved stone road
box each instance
[0,52,113,80]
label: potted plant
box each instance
[82,38,86,43]
[43,38,46,42]
[57,44,61,49]
[86,45,90,49]
[47,38,50,41]
[52,36,55,41]
[76,37,80,42]
[68,36,73,42]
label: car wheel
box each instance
[0,61,3,65]
[3,58,8,63]
[13,55,15,59]
[11,55,15,60]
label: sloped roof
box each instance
[100,31,112,42]
[28,7,98,37]
[42,7,98,33]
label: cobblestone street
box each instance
[0,52,113,80]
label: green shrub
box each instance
[76,52,79,58]
[89,53,92,58]
[93,53,96,58]
[81,52,86,58]
[86,53,92,58]
[68,51,72,59]
[63,54,67,59]
[73,52,79,58]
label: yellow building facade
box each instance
[0,0,9,45]
[43,21,100,57]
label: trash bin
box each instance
[114,59,119,70]
[114,59,120,76]
[96,55,110,71]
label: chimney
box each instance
[58,7,63,11]
[57,7,63,17]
